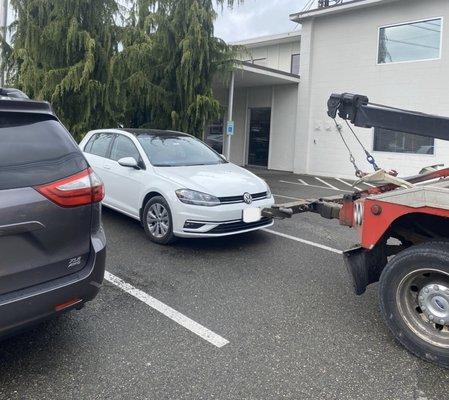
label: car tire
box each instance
[379,241,449,368]
[142,196,177,245]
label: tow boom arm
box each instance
[327,93,449,142]
[263,93,449,221]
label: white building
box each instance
[209,0,449,179]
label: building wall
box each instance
[296,0,449,178]
[219,84,298,171]
[270,85,298,171]
[243,41,301,73]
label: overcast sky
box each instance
[4,1,311,44]
[214,0,309,43]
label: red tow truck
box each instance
[264,93,449,368]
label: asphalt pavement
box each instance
[1,169,448,400]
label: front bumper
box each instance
[173,196,275,238]
[0,229,106,340]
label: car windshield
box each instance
[137,133,226,167]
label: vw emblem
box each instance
[243,192,253,204]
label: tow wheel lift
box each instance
[263,93,449,368]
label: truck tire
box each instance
[379,241,449,368]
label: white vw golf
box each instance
[79,129,274,244]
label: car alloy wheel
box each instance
[143,196,176,245]
[147,203,170,238]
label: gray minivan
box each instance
[0,88,106,339]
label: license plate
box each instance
[243,207,262,223]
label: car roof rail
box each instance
[0,87,30,99]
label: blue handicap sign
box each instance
[227,121,235,136]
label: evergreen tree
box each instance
[111,0,173,129]
[115,0,241,137]
[6,0,119,140]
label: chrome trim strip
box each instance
[185,219,242,225]
[219,195,269,205]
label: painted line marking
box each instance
[263,229,343,254]
[335,178,362,191]
[315,177,340,191]
[273,193,301,200]
[298,178,309,185]
[104,271,229,348]
[280,180,351,192]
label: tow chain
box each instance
[332,118,381,178]
[343,120,380,172]
[332,119,364,178]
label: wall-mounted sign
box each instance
[226,121,235,136]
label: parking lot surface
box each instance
[1,169,449,400]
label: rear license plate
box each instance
[243,207,262,223]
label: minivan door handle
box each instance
[103,164,112,170]
[0,221,46,237]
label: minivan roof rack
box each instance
[0,87,29,99]
[0,87,55,116]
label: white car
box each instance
[79,129,274,244]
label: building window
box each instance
[205,119,224,154]
[378,18,442,64]
[291,54,300,75]
[373,127,435,155]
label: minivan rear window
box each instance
[0,113,87,190]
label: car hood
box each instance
[154,163,267,196]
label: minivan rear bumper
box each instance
[0,230,106,340]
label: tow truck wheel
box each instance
[379,242,449,368]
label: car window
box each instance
[110,135,141,162]
[84,134,96,153]
[86,133,114,158]
[137,134,226,167]
[0,112,87,190]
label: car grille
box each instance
[218,191,268,204]
[208,217,273,234]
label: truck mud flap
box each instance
[343,244,387,295]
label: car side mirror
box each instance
[118,157,140,169]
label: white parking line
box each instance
[280,180,348,192]
[263,229,343,254]
[280,180,352,193]
[315,177,340,191]
[298,179,309,185]
[335,178,362,191]
[104,271,229,348]
[274,193,301,201]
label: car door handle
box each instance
[103,164,112,170]
[0,221,46,237]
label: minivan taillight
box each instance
[35,168,105,207]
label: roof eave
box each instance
[290,0,400,23]
[230,30,301,48]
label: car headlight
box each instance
[176,189,220,207]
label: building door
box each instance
[248,108,271,167]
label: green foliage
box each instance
[114,0,241,137]
[6,0,119,140]
[6,0,241,140]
